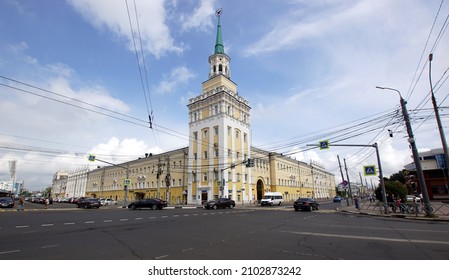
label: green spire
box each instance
[214,13,224,54]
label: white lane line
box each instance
[0,250,20,255]
[135,218,143,220]
[279,230,449,245]
[41,224,54,227]
[173,215,179,217]
[149,217,156,219]
[182,248,193,252]
[183,214,190,217]
[155,255,168,259]
[41,244,59,249]
[85,221,95,224]
[15,225,29,229]
[161,216,168,218]
[120,219,128,222]
[64,222,75,225]
[103,220,113,223]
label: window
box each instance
[244,174,248,182]
[203,130,208,139]
[214,105,219,115]
[203,172,208,182]
[228,126,231,135]
[244,133,247,143]
[236,130,239,138]
[193,132,198,140]
[237,173,240,182]
[194,153,197,160]
[193,112,197,121]
[214,149,219,158]
[228,171,232,181]
[178,179,182,186]
[228,149,231,157]
[214,126,219,135]
[237,151,240,159]
[203,151,208,159]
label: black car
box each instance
[76,198,101,209]
[293,198,320,211]
[0,197,15,208]
[204,198,235,209]
[128,198,167,210]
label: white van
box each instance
[260,192,284,206]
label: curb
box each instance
[340,208,449,222]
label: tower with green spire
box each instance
[187,8,252,205]
[208,8,231,79]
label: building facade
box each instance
[64,13,336,205]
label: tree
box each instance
[375,180,407,202]
[386,169,407,184]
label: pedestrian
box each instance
[18,196,25,211]
[44,197,49,209]
[354,196,360,210]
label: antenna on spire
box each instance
[215,8,223,18]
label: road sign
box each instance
[364,165,376,176]
[87,154,96,162]
[319,140,330,150]
[124,178,131,186]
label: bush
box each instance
[375,181,407,202]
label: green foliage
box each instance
[375,180,407,202]
[385,169,407,184]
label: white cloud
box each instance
[154,66,196,94]
[67,0,183,58]
[180,0,216,31]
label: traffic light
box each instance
[246,158,254,167]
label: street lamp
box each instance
[376,86,432,215]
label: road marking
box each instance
[155,255,168,259]
[15,225,29,228]
[85,221,95,224]
[182,248,193,252]
[183,214,189,217]
[64,222,75,225]
[149,217,156,219]
[279,230,449,245]
[173,215,179,217]
[135,218,143,220]
[103,220,113,223]
[0,250,20,255]
[41,244,59,249]
[161,216,168,218]
[120,219,128,222]
[41,224,54,227]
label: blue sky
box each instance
[1,0,449,190]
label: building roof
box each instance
[214,14,224,54]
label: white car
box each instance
[101,198,116,205]
[406,195,421,202]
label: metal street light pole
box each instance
[429,54,449,174]
[376,86,432,215]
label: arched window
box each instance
[219,64,223,72]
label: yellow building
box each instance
[83,13,335,205]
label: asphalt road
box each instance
[1,201,449,260]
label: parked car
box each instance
[0,197,15,208]
[293,198,320,211]
[406,195,421,202]
[204,198,236,209]
[76,198,102,209]
[101,198,116,206]
[333,196,343,202]
[128,198,167,210]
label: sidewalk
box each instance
[339,201,449,222]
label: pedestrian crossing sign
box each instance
[364,165,376,176]
[319,140,330,150]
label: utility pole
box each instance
[343,158,353,204]
[429,53,449,174]
[165,156,171,203]
[376,86,432,215]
